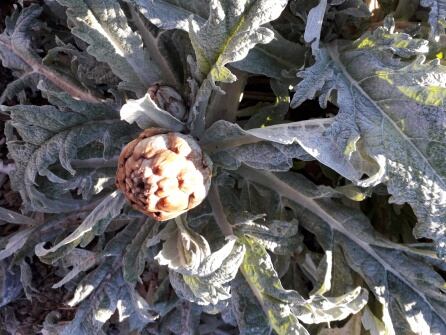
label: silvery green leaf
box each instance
[195,236,238,277]
[290,24,446,254]
[0,213,87,265]
[61,270,124,335]
[247,119,372,181]
[234,213,302,255]
[155,220,211,275]
[185,240,245,305]
[50,222,141,313]
[123,219,157,283]
[0,5,39,72]
[19,260,38,300]
[67,259,115,307]
[310,251,333,296]
[120,93,185,131]
[169,270,201,304]
[161,300,202,335]
[0,72,40,104]
[52,249,99,288]
[201,121,312,171]
[43,39,120,94]
[0,207,37,225]
[231,277,272,335]
[240,232,367,330]
[0,261,22,308]
[165,234,245,306]
[129,0,304,79]
[238,166,446,335]
[125,6,193,90]
[117,283,157,331]
[362,306,388,335]
[188,0,287,84]
[4,86,132,213]
[420,0,446,38]
[187,77,214,136]
[56,0,160,95]
[126,0,208,30]
[182,274,232,305]
[239,235,309,335]
[0,5,41,103]
[35,191,125,264]
[304,0,327,53]
[0,227,34,261]
[295,286,368,324]
[0,5,99,103]
[232,28,306,80]
[102,218,145,256]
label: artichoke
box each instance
[148,84,187,121]
[116,129,212,221]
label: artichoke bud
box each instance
[148,85,187,121]
[116,129,212,221]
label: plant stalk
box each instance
[0,38,101,103]
[207,183,234,236]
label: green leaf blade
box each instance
[291,24,446,255]
[56,0,161,94]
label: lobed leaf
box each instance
[201,120,312,171]
[231,277,272,335]
[233,213,302,255]
[0,5,99,103]
[52,249,99,289]
[4,85,133,213]
[56,0,161,95]
[123,219,159,283]
[117,283,157,331]
[157,219,245,306]
[0,262,22,308]
[35,191,125,264]
[128,0,305,79]
[291,21,446,255]
[187,0,287,84]
[238,166,446,335]
[304,0,327,53]
[420,0,446,38]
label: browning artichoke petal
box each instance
[116,129,212,221]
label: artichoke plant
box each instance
[0,1,445,335]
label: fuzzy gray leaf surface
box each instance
[3,85,133,213]
[56,0,161,95]
[238,166,446,335]
[0,1,444,334]
[128,0,305,79]
[291,23,446,255]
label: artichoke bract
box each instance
[116,129,212,221]
[148,84,187,121]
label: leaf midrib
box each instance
[326,44,446,191]
[237,166,446,325]
[0,31,100,103]
[65,0,153,87]
[204,1,256,77]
